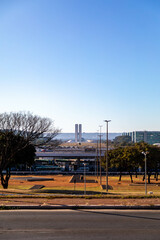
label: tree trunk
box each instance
[1,169,10,189]
[129,172,133,183]
[119,172,122,181]
[143,174,145,181]
[156,172,159,181]
[135,171,137,178]
[148,173,151,184]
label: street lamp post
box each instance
[104,120,111,192]
[84,163,86,195]
[99,126,102,185]
[96,130,99,178]
[142,151,148,195]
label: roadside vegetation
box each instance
[102,142,160,184]
[0,112,60,189]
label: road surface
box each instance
[0,209,160,239]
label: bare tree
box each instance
[0,112,60,188]
[0,112,59,144]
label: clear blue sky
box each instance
[1,0,160,133]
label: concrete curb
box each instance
[1,205,160,210]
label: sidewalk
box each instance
[0,197,160,209]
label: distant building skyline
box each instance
[56,132,122,142]
[124,131,160,145]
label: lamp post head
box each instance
[142,151,149,156]
[104,120,111,123]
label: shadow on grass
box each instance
[34,189,116,195]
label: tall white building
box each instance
[75,124,82,143]
[75,124,78,142]
[79,124,82,143]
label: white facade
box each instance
[79,124,82,143]
[75,124,82,143]
[75,124,78,142]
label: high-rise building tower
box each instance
[75,124,82,143]
[75,124,78,142]
[79,124,82,143]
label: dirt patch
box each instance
[70,175,97,183]
[0,197,159,206]
[3,174,160,195]
[0,175,160,206]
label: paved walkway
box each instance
[0,197,160,209]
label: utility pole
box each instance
[142,151,149,195]
[104,120,111,192]
[96,130,99,179]
[84,163,86,195]
[99,125,102,185]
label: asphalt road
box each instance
[0,209,160,239]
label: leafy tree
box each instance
[135,142,160,183]
[103,142,160,184]
[0,131,36,188]
[113,135,133,147]
[103,147,126,181]
[13,144,36,169]
[0,112,60,188]
[121,146,143,182]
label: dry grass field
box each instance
[0,174,160,206]
[0,174,160,196]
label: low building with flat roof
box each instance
[123,131,160,145]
